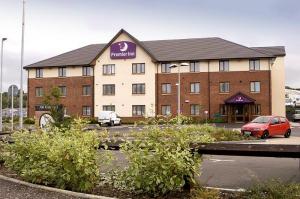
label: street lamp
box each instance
[169,62,189,124]
[0,38,7,132]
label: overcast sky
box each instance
[0,0,299,91]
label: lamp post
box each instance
[20,0,25,129]
[169,62,189,125]
[0,38,7,132]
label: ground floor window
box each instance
[132,105,145,116]
[190,104,201,115]
[161,105,171,115]
[219,104,228,115]
[35,87,43,97]
[103,105,115,111]
[250,81,261,93]
[82,106,91,116]
[59,86,67,97]
[220,82,230,93]
[82,85,91,96]
[252,104,261,115]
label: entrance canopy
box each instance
[225,92,255,104]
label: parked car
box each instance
[98,111,121,126]
[241,116,291,139]
[292,110,300,122]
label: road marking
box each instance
[210,158,235,163]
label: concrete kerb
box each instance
[0,174,116,199]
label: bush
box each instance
[242,179,300,199]
[3,119,110,192]
[23,117,35,124]
[111,125,214,196]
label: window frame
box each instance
[252,104,261,115]
[58,86,67,97]
[36,68,43,78]
[82,106,91,116]
[161,83,171,94]
[250,81,261,93]
[132,63,145,74]
[82,85,91,96]
[82,66,93,76]
[190,104,201,116]
[161,105,171,116]
[132,105,145,116]
[132,83,145,94]
[161,63,171,73]
[35,87,43,97]
[190,82,200,94]
[103,64,115,75]
[219,104,228,115]
[103,84,115,96]
[219,60,229,72]
[189,62,199,72]
[249,59,260,71]
[103,105,115,111]
[219,82,230,93]
[58,67,67,77]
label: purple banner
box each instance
[110,41,136,59]
[225,93,255,104]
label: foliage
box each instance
[0,142,5,164]
[241,179,300,199]
[135,115,194,126]
[191,187,220,199]
[23,117,35,124]
[88,117,99,124]
[3,119,110,192]
[111,125,214,196]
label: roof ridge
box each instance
[216,37,274,57]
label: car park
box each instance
[241,116,291,139]
[98,111,121,126]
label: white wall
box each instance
[28,66,85,78]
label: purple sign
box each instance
[110,41,136,59]
[225,93,255,104]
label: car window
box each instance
[280,117,286,123]
[270,117,280,125]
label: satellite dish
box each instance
[39,113,54,129]
[8,85,19,97]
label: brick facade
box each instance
[28,76,94,118]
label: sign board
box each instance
[8,85,18,97]
[110,41,136,59]
[204,110,209,114]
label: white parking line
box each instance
[210,159,235,163]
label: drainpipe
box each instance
[268,58,272,115]
[208,60,211,119]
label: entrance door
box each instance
[234,104,244,123]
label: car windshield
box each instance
[251,116,271,124]
[295,110,300,114]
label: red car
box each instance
[241,116,291,139]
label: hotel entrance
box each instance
[224,92,256,123]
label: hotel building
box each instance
[25,29,286,123]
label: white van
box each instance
[98,111,121,126]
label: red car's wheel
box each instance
[284,129,291,138]
[261,130,269,139]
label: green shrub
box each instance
[112,125,214,196]
[88,117,99,124]
[242,179,300,199]
[23,117,35,124]
[3,119,110,192]
[0,142,5,164]
[191,187,220,199]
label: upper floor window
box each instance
[219,60,229,72]
[132,83,145,94]
[35,87,43,97]
[132,105,145,116]
[250,81,261,93]
[220,82,230,93]
[162,83,171,94]
[161,105,171,115]
[132,63,145,74]
[58,86,67,97]
[161,63,171,73]
[103,84,115,95]
[190,104,201,115]
[82,106,91,116]
[190,82,200,94]
[36,68,43,78]
[190,62,199,72]
[58,67,66,77]
[249,59,260,71]
[82,85,91,96]
[103,64,115,75]
[82,66,93,76]
[103,105,115,112]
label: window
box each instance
[132,63,145,74]
[280,117,287,123]
[161,105,171,115]
[103,105,115,111]
[82,66,93,76]
[132,105,145,116]
[36,68,43,78]
[103,84,115,95]
[249,59,260,71]
[270,117,280,125]
[58,86,67,97]
[219,60,229,71]
[220,82,230,93]
[162,83,171,94]
[190,82,200,93]
[82,85,91,96]
[58,67,66,77]
[190,104,201,115]
[103,64,115,75]
[252,104,261,115]
[250,81,261,93]
[82,106,91,116]
[132,83,145,94]
[35,87,43,97]
[220,104,227,115]
[190,62,199,72]
[161,63,171,73]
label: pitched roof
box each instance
[24,30,285,69]
[250,46,286,56]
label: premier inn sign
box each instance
[110,41,136,59]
